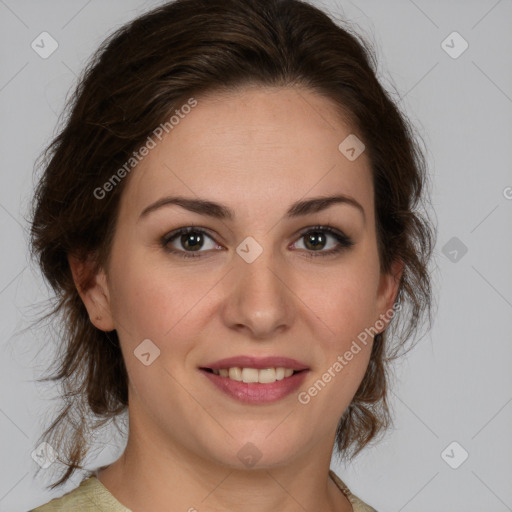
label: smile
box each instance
[200,367,309,404]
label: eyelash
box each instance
[160,225,354,260]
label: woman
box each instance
[28,0,435,510]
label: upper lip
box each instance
[201,356,310,371]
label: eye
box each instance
[161,227,221,259]
[161,224,354,260]
[291,225,354,258]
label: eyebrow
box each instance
[139,194,365,223]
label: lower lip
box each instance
[200,369,309,404]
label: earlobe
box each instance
[68,254,116,332]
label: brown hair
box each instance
[30,0,436,489]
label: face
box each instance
[76,85,401,470]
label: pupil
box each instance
[306,232,325,250]
[182,232,202,251]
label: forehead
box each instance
[119,86,374,223]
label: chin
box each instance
[199,434,303,471]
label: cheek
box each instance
[301,278,376,415]
[106,245,179,342]
[301,260,380,349]
[107,246,217,353]
[107,262,201,403]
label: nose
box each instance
[220,241,296,339]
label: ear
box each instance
[68,254,115,332]
[375,258,403,333]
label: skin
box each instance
[70,85,402,512]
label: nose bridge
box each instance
[239,240,281,294]
[223,235,294,337]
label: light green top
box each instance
[29,469,377,511]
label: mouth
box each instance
[199,355,310,403]
[199,359,309,404]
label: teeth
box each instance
[229,367,242,381]
[242,368,259,383]
[211,367,297,383]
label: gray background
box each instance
[1,0,511,511]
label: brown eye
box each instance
[293,226,354,258]
[161,227,221,258]
[303,231,327,250]
[177,231,204,251]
